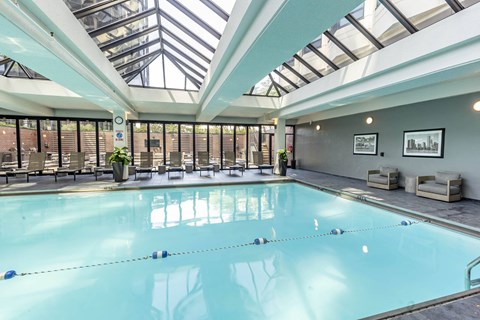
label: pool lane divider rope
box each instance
[1,220,419,281]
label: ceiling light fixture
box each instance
[473,101,480,112]
[366,117,374,125]
[316,125,321,131]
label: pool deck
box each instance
[1,168,480,319]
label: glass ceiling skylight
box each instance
[247,0,480,97]
[64,0,235,91]
[0,55,48,80]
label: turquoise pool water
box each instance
[0,183,479,319]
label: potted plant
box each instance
[108,146,132,182]
[277,148,288,176]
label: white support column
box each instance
[113,111,128,149]
[273,118,286,175]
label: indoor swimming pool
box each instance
[1,182,479,319]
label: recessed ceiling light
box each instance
[366,117,374,125]
[316,125,321,131]
[473,101,480,112]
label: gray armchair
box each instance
[367,167,399,190]
[416,172,462,202]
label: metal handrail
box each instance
[465,256,480,290]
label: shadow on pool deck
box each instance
[1,168,480,319]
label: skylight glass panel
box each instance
[251,76,273,96]
[104,31,159,59]
[327,20,378,60]
[159,0,219,50]
[78,1,155,32]
[92,14,157,45]
[6,63,29,78]
[390,0,454,30]
[160,19,214,58]
[64,0,233,90]
[356,2,410,47]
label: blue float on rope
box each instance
[401,220,413,226]
[1,270,16,280]
[152,251,168,259]
[254,238,268,245]
[331,228,344,235]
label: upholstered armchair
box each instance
[367,167,399,190]
[416,172,462,202]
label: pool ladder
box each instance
[465,256,480,290]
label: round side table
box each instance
[404,176,416,193]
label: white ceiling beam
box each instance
[0,0,137,116]
[0,89,54,116]
[277,3,480,120]
[196,0,364,122]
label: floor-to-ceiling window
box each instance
[40,119,59,169]
[286,126,295,167]
[150,123,164,166]
[79,120,97,168]
[222,125,234,168]
[133,122,148,165]
[209,125,221,165]
[0,118,17,167]
[165,123,179,164]
[262,125,275,164]
[180,124,193,163]
[19,118,38,166]
[247,126,260,168]
[60,120,78,166]
[98,121,113,166]
[195,124,208,165]
[236,125,247,166]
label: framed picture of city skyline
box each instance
[353,133,378,155]
[403,128,445,158]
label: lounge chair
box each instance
[416,172,462,202]
[252,151,274,174]
[167,151,185,179]
[5,152,47,183]
[94,152,113,180]
[196,151,214,176]
[224,151,244,176]
[135,152,154,180]
[367,166,399,190]
[55,152,85,182]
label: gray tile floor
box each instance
[1,168,479,319]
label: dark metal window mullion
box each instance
[166,0,221,39]
[379,0,418,34]
[220,125,224,169]
[160,26,211,64]
[192,126,196,169]
[15,119,21,168]
[73,0,129,19]
[57,119,62,167]
[293,54,323,79]
[323,31,358,61]
[272,70,299,89]
[177,124,181,152]
[345,14,384,50]
[163,51,201,89]
[76,120,81,152]
[162,124,166,165]
[124,51,162,83]
[166,51,205,79]
[444,0,464,12]
[36,119,41,152]
[199,0,229,21]
[88,8,156,38]
[306,44,339,71]
[95,121,100,167]
[130,121,135,165]
[99,26,158,51]
[268,74,282,96]
[281,62,310,84]
[163,39,208,72]
[158,9,215,53]
[116,49,161,71]
[108,38,161,62]
[147,123,151,152]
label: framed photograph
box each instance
[353,133,378,155]
[403,128,445,158]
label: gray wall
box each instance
[296,92,480,200]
